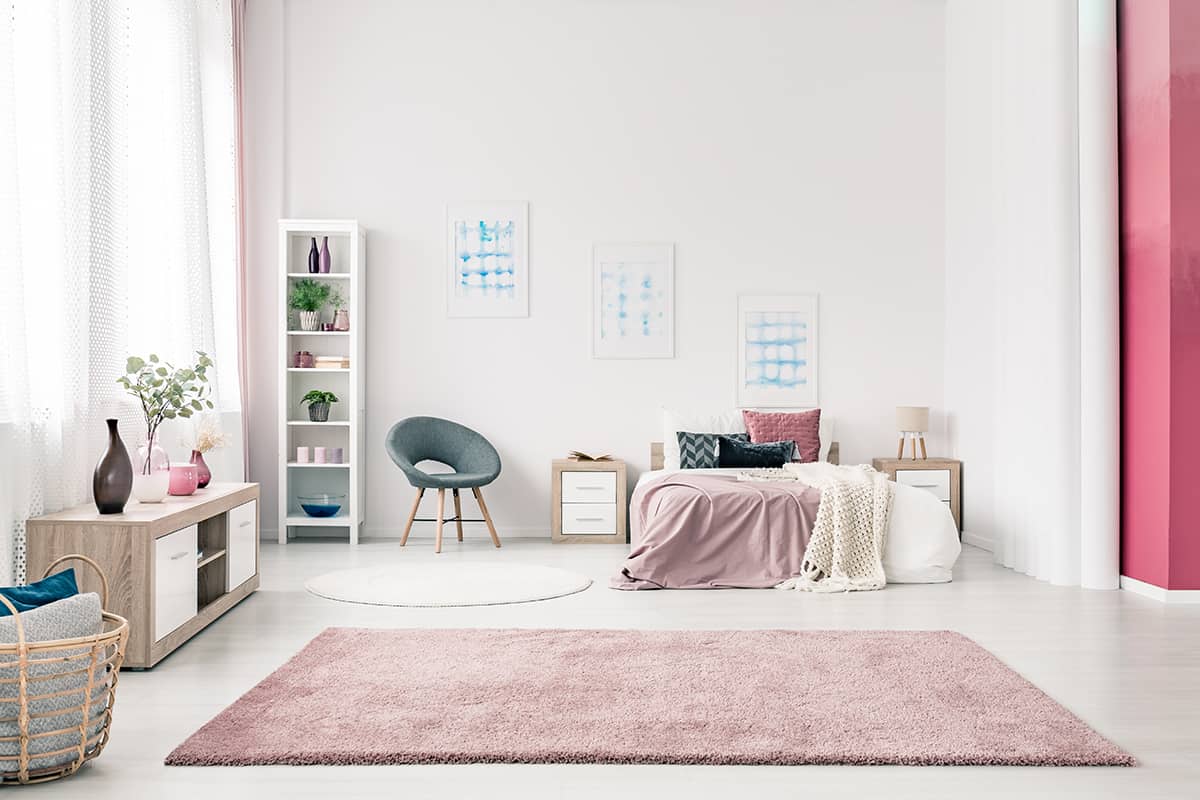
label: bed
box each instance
[611,439,961,590]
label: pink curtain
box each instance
[231,0,250,476]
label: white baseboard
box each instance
[1120,575,1200,604]
[961,531,992,552]
[261,526,551,541]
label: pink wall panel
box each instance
[1120,0,1200,590]
[1120,0,1172,588]
[1167,0,1200,589]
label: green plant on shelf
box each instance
[328,286,346,311]
[301,389,339,422]
[288,279,331,312]
[301,390,339,407]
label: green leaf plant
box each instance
[300,390,339,406]
[118,351,215,474]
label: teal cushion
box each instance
[0,569,78,617]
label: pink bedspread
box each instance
[611,473,821,590]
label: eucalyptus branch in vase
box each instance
[118,352,215,474]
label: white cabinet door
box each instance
[561,503,617,535]
[561,471,617,503]
[227,499,257,590]
[155,524,198,642]
[895,469,952,501]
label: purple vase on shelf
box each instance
[319,236,331,273]
[190,449,212,489]
[308,237,320,273]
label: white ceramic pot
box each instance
[132,472,170,503]
[298,310,320,331]
[134,438,171,503]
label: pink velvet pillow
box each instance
[742,409,821,463]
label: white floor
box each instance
[31,538,1200,799]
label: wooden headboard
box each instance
[649,441,839,469]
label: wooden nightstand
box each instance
[551,459,627,544]
[872,457,961,533]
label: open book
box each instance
[567,450,613,462]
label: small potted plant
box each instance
[289,279,331,331]
[301,389,339,422]
[329,286,350,331]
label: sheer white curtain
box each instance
[944,0,1119,589]
[0,0,243,584]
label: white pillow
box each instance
[818,416,834,462]
[661,408,746,470]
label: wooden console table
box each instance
[26,483,260,669]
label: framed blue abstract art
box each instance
[446,202,529,317]
[736,293,818,407]
[591,243,674,359]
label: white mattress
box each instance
[635,469,961,584]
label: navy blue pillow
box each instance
[0,568,79,617]
[717,436,793,468]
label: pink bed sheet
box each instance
[611,473,821,590]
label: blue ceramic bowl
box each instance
[298,493,345,518]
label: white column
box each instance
[1076,0,1120,589]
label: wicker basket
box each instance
[0,555,129,785]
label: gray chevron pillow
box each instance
[676,431,749,469]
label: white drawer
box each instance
[155,524,198,642]
[561,503,617,535]
[895,468,951,502]
[561,471,617,503]
[227,499,257,590]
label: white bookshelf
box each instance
[277,219,366,544]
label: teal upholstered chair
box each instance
[385,416,502,553]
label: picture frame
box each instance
[736,293,819,407]
[446,202,529,318]
[591,243,675,359]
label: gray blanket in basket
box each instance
[0,593,108,775]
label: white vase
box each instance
[132,472,170,503]
[298,310,320,331]
[133,437,171,503]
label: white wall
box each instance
[245,0,948,540]
[944,0,1001,551]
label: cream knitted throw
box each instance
[776,463,894,593]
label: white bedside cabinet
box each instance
[872,457,962,533]
[551,459,627,544]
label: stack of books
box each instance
[314,356,350,369]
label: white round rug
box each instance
[304,562,593,608]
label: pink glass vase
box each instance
[190,449,212,489]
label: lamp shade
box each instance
[895,406,930,432]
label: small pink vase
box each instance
[190,450,212,489]
[168,464,199,496]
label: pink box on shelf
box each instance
[313,447,327,464]
[296,446,310,464]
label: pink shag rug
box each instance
[166,628,1133,767]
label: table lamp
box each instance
[896,406,929,460]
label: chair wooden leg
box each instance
[435,489,446,554]
[400,488,424,547]
[472,487,501,548]
[452,489,464,541]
